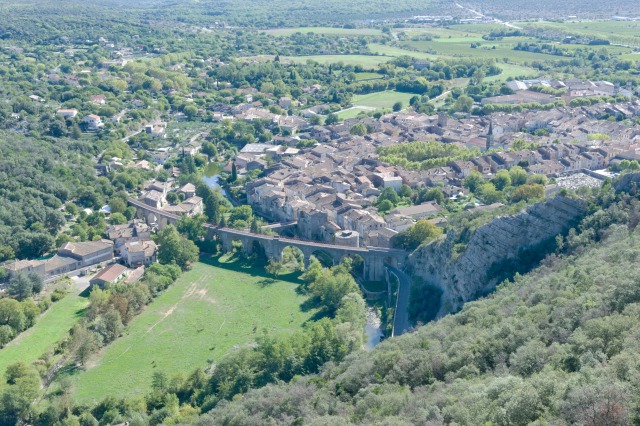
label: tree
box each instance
[93,308,123,344]
[250,217,260,233]
[419,188,444,205]
[7,274,33,301]
[509,166,528,186]
[325,113,339,125]
[229,205,253,229]
[377,199,394,213]
[491,170,512,191]
[71,123,82,140]
[453,95,474,113]
[152,371,168,392]
[393,101,403,112]
[349,123,367,136]
[393,220,443,251]
[176,214,206,242]
[377,187,400,206]
[399,184,413,198]
[0,362,40,424]
[265,258,284,278]
[464,171,484,193]
[155,226,199,269]
[27,273,43,294]
[165,192,179,205]
[479,182,503,204]
[109,198,126,214]
[109,213,127,225]
[71,325,96,366]
[183,105,198,120]
[230,161,238,183]
[510,184,544,202]
[308,269,359,315]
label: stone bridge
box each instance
[130,198,407,281]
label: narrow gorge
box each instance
[406,196,587,319]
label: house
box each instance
[141,190,165,209]
[390,202,442,220]
[145,124,166,138]
[2,259,46,279]
[279,97,292,109]
[89,263,128,288]
[120,240,157,267]
[45,240,114,277]
[179,183,196,198]
[152,151,171,165]
[106,220,151,254]
[57,109,78,118]
[83,114,103,130]
[449,160,477,178]
[163,196,203,216]
[90,94,106,105]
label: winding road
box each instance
[389,266,412,336]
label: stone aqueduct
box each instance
[130,198,407,281]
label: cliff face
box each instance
[406,196,586,317]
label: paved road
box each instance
[389,266,412,336]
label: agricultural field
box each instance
[264,27,382,36]
[522,20,640,47]
[0,282,89,380]
[61,255,315,402]
[282,54,389,68]
[367,43,439,60]
[398,39,564,63]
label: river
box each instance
[365,307,384,350]
[202,162,228,197]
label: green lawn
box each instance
[65,255,314,403]
[0,285,88,378]
[352,91,416,109]
[337,107,374,119]
[486,63,540,82]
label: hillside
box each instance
[193,178,640,425]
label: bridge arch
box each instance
[311,249,335,268]
[340,253,365,278]
[279,245,305,272]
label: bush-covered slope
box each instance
[195,185,640,425]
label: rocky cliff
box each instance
[406,196,587,317]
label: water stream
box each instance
[202,163,228,197]
[365,307,384,350]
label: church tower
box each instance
[486,120,494,151]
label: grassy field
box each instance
[354,72,384,81]
[283,54,389,68]
[368,43,438,60]
[0,283,88,378]
[337,107,374,119]
[486,63,540,82]
[522,21,640,48]
[352,91,416,109]
[64,255,315,402]
[264,27,381,37]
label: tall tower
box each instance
[438,111,448,128]
[486,120,494,151]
